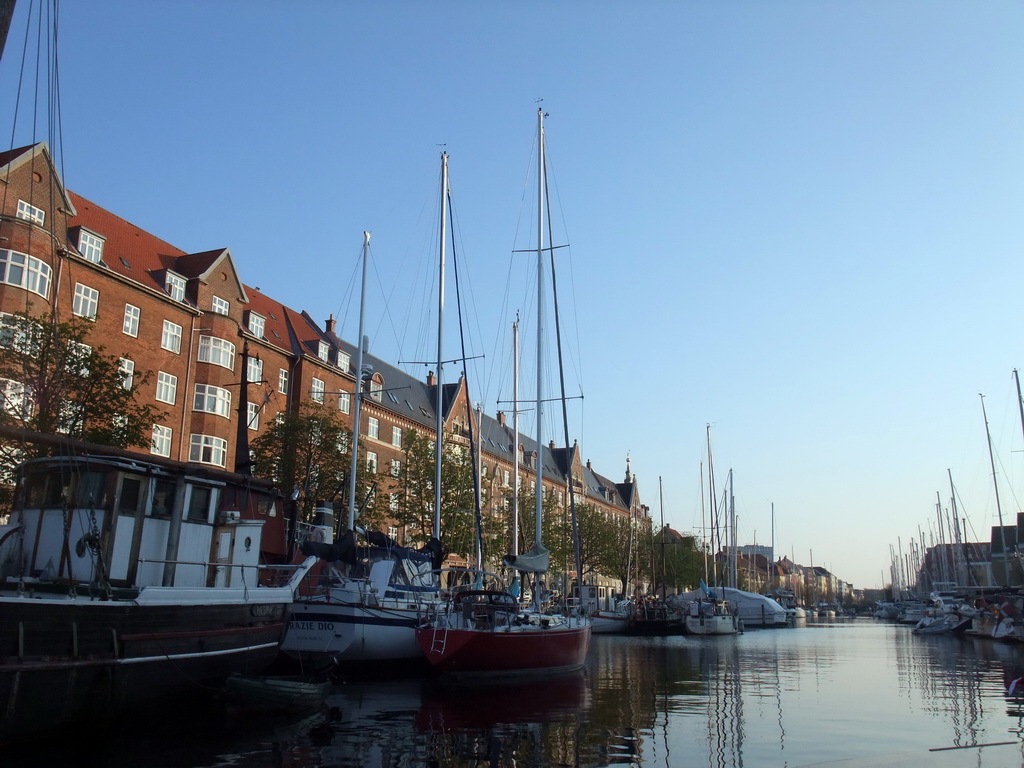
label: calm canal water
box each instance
[12,618,1024,767]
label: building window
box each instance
[165,271,186,302]
[366,451,377,473]
[156,371,177,404]
[337,350,350,371]
[390,458,401,477]
[0,378,33,419]
[118,358,135,390]
[16,199,44,225]
[317,341,330,362]
[368,417,379,439]
[391,426,402,447]
[72,283,99,320]
[338,391,350,414]
[247,312,265,338]
[67,342,91,376]
[0,249,51,298]
[123,304,140,337]
[78,230,105,263]
[211,295,230,315]
[198,335,235,369]
[161,320,182,353]
[189,434,227,467]
[246,356,263,384]
[389,494,399,513]
[311,377,325,403]
[193,383,231,417]
[369,377,382,402]
[278,368,289,394]
[247,401,260,431]
[151,424,172,457]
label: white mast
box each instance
[512,317,520,556]
[434,153,448,541]
[346,231,370,532]
[534,108,545,552]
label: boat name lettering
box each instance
[290,621,335,631]
[250,604,277,618]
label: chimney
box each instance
[586,459,592,470]
[325,314,336,334]
[549,440,555,450]
[497,411,506,427]
[426,370,436,386]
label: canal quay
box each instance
[8,617,1024,768]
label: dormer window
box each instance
[165,271,186,302]
[318,341,330,362]
[247,311,265,338]
[16,200,44,226]
[77,229,105,264]
[337,350,350,371]
[369,373,383,402]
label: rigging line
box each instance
[449,188,484,565]
[330,238,363,347]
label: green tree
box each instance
[250,402,382,528]
[0,310,164,480]
[574,502,618,583]
[391,430,476,553]
[598,512,647,595]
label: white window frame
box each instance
[0,378,33,419]
[311,377,325,403]
[197,335,235,369]
[247,356,263,384]
[390,458,401,478]
[211,295,230,315]
[123,304,140,337]
[189,434,227,467]
[369,378,382,402]
[278,368,289,394]
[193,383,231,417]
[151,424,172,457]
[156,371,177,404]
[165,271,186,302]
[368,417,379,439]
[337,350,350,370]
[392,426,402,447]
[0,249,51,298]
[16,199,44,225]
[317,341,330,361]
[247,401,260,431]
[67,342,91,376]
[366,451,377,473]
[247,312,265,338]
[72,283,99,320]
[118,358,135,390]
[161,320,182,353]
[78,229,105,263]
[338,391,350,414]
[389,495,399,513]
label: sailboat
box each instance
[681,427,740,635]
[414,109,592,676]
[281,189,450,666]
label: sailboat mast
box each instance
[346,231,370,532]
[512,317,520,557]
[433,153,448,541]
[980,392,1009,584]
[534,108,545,551]
[707,424,717,587]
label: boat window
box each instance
[254,492,276,517]
[75,471,109,509]
[117,475,145,516]
[150,479,176,517]
[187,485,215,522]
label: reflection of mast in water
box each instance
[698,640,745,768]
[893,628,988,747]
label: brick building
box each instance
[0,142,650,597]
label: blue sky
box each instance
[3,1,1024,590]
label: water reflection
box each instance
[10,621,1024,767]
